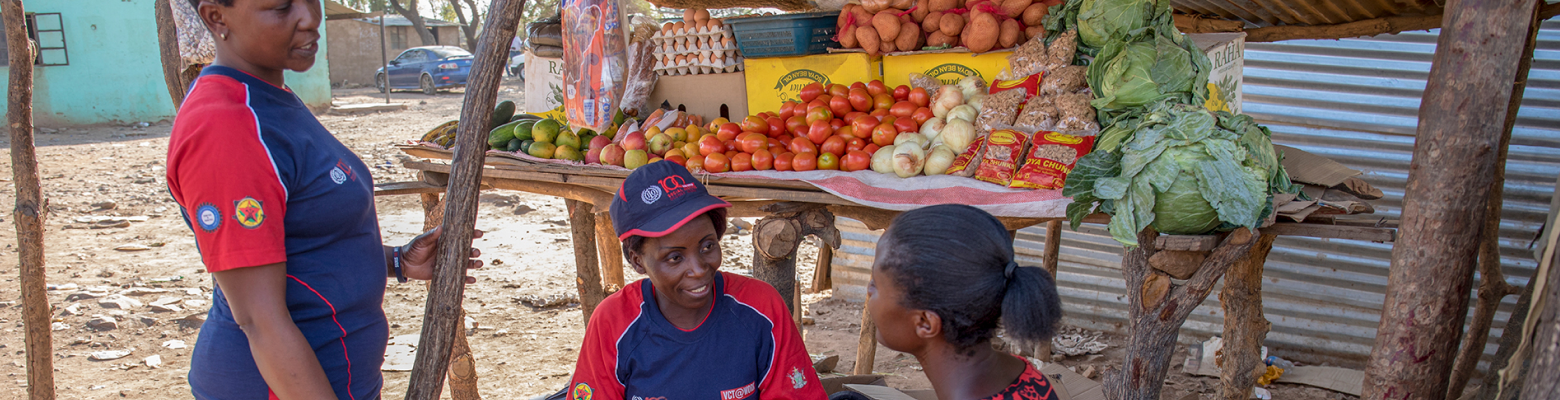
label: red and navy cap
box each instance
[611,161,731,240]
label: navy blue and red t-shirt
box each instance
[167,65,388,400]
[569,272,826,400]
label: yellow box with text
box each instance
[882,49,1014,88]
[744,52,882,115]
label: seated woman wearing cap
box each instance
[566,162,826,400]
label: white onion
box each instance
[871,145,897,174]
[958,76,984,101]
[940,118,977,151]
[892,143,926,178]
[924,145,956,175]
[919,117,946,143]
[931,86,964,118]
[966,94,986,112]
[895,132,929,149]
[948,105,978,123]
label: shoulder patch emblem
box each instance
[234,197,265,229]
[789,367,807,389]
[330,166,348,184]
[195,203,221,232]
[571,383,593,400]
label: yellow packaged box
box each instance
[744,52,882,114]
[882,49,1015,88]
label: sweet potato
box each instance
[930,0,958,12]
[1022,3,1048,26]
[912,0,931,22]
[890,0,916,8]
[854,6,876,26]
[1000,0,1031,18]
[966,12,1000,52]
[998,18,1021,49]
[862,0,890,13]
[939,13,965,37]
[927,31,957,48]
[839,26,860,48]
[924,12,944,32]
[839,4,856,28]
[896,20,922,52]
[874,11,903,42]
[1024,26,1045,42]
[857,25,883,56]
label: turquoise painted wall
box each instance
[0,0,331,126]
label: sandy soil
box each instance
[0,81,1354,400]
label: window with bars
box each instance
[0,12,69,66]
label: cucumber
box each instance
[510,113,542,123]
[513,120,537,142]
[487,119,531,147]
[490,100,517,130]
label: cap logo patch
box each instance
[658,175,697,200]
[641,185,663,205]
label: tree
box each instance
[446,0,482,50]
[339,0,388,12]
[389,0,438,46]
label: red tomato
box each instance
[799,83,823,103]
[869,109,889,118]
[807,99,828,113]
[665,154,688,166]
[774,152,795,171]
[718,122,743,141]
[686,156,705,172]
[778,101,799,121]
[739,133,768,153]
[894,117,919,133]
[805,107,834,125]
[908,87,930,107]
[893,85,910,101]
[806,120,833,145]
[872,122,900,147]
[843,150,872,172]
[849,82,867,93]
[817,152,841,170]
[751,149,774,170]
[864,143,881,155]
[731,153,753,172]
[725,150,739,160]
[828,83,849,99]
[844,111,866,122]
[911,107,935,125]
[873,93,894,112]
[704,153,730,173]
[792,152,818,171]
[830,96,852,117]
[836,126,855,140]
[698,135,725,156]
[789,136,818,154]
[777,134,795,145]
[890,101,918,119]
[768,138,786,150]
[851,115,880,137]
[766,116,785,137]
[846,138,867,153]
[784,116,808,136]
[867,80,888,97]
[848,88,872,112]
[820,136,847,156]
[740,116,767,134]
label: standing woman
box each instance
[866,204,1063,400]
[169,1,481,399]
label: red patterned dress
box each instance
[977,357,1057,400]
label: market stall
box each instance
[380,1,1553,400]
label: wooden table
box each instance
[383,145,1398,400]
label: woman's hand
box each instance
[400,226,484,284]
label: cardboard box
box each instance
[744,52,882,114]
[882,49,1015,88]
[524,53,566,115]
[646,72,749,121]
[1189,32,1246,114]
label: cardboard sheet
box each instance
[1276,144,1360,187]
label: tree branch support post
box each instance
[155,0,187,107]
[1446,3,1543,397]
[1103,228,1257,400]
[1033,220,1064,361]
[752,203,840,317]
[596,212,626,294]
[1518,227,1560,399]
[405,0,525,398]
[568,200,608,324]
[5,0,52,398]
[413,193,479,400]
[1360,0,1538,397]
[1218,234,1277,400]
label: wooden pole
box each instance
[154,0,187,107]
[381,14,390,103]
[754,216,801,313]
[1103,228,1257,400]
[4,1,53,398]
[809,245,832,294]
[1360,0,1539,397]
[1218,234,1278,400]
[1518,239,1560,398]
[1445,4,1542,397]
[567,200,608,324]
[595,212,625,293]
[405,0,525,398]
[1033,220,1063,361]
[413,193,480,400]
[854,304,877,375]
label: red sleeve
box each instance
[568,286,636,400]
[736,276,826,400]
[166,76,289,273]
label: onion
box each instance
[931,85,964,118]
[919,117,946,143]
[924,145,956,175]
[892,143,926,178]
[966,94,986,112]
[948,105,978,123]
[958,75,984,101]
[871,145,898,174]
[895,132,929,149]
[940,117,977,151]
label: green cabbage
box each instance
[1076,0,1152,49]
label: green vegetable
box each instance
[1075,0,1152,49]
[1084,3,1210,124]
[490,100,517,130]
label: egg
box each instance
[694,9,710,23]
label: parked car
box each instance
[508,48,525,80]
[377,46,473,95]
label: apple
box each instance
[589,135,611,152]
[621,131,647,151]
[624,149,649,169]
[647,133,674,156]
[601,143,626,167]
[585,147,602,164]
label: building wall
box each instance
[0,0,332,126]
[326,19,462,88]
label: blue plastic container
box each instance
[727,12,840,58]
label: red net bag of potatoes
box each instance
[1009,130,1096,190]
[973,127,1031,186]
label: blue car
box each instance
[376,46,473,95]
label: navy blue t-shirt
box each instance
[167,66,388,400]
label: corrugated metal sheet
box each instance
[829,20,1560,367]
[1168,0,1442,27]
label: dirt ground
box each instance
[0,80,1356,400]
